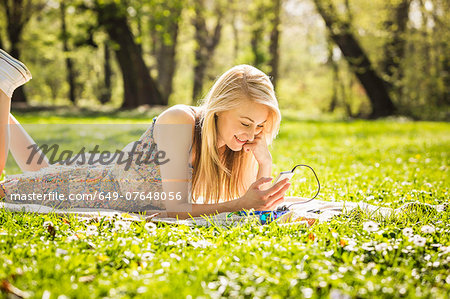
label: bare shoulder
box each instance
[155,104,196,125]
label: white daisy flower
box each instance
[375,243,388,252]
[420,225,435,234]
[144,222,157,232]
[363,221,379,232]
[86,225,98,236]
[189,240,215,248]
[43,221,54,229]
[117,237,127,247]
[114,220,130,231]
[66,235,78,242]
[169,253,181,261]
[362,242,375,251]
[411,235,427,247]
[141,252,154,261]
[56,248,68,256]
[124,250,135,259]
[402,227,414,237]
[439,246,449,254]
[301,288,313,299]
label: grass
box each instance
[0,110,449,298]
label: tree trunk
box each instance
[250,5,266,69]
[1,0,46,103]
[231,3,239,60]
[153,1,183,104]
[313,0,396,118]
[268,0,281,90]
[99,41,112,104]
[60,0,77,104]
[192,0,223,103]
[95,2,164,108]
[327,39,338,113]
[6,15,26,103]
[381,0,411,98]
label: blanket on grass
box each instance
[1,197,446,227]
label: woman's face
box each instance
[215,101,269,152]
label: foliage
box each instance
[0,0,448,117]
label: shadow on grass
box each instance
[11,103,167,121]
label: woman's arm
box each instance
[164,200,239,219]
[153,106,197,216]
[164,177,290,219]
[256,161,272,191]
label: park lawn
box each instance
[0,113,449,298]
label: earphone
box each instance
[276,164,321,211]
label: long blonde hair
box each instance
[190,64,281,203]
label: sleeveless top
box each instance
[0,115,195,212]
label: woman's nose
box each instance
[245,127,255,141]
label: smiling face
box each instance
[215,100,270,152]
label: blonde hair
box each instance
[190,64,281,204]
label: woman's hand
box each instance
[237,177,291,211]
[242,131,272,165]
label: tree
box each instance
[192,0,224,103]
[313,0,396,118]
[99,41,112,104]
[93,0,164,108]
[149,0,184,104]
[268,0,281,90]
[60,0,77,104]
[246,0,282,89]
[0,0,46,103]
[249,1,269,69]
[381,0,411,103]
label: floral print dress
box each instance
[0,116,194,213]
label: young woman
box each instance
[0,49,291,219]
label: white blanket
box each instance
[0,197,445,227]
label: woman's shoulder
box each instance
[155,104,198,125]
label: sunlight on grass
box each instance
[1,113,449,298]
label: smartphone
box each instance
[271,170,295,187]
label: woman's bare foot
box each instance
[0,49,32,98]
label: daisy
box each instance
[144,222,157,232]
[86,225,98,236]
[411,235,426,247]
[114,220,130,231]
[363,221,379,232]
[43,221,53,229]
[402,227,414,238]
[66,235,77,242]
[141,252,154,261]
[189,240,215,248]
[375,243,388,252]
[420,225,435,234]
[124,250,135,259]
[439,246,449,254]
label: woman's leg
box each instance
[9,113,49,172]
[0,89,11,175]
[0,49,34,174]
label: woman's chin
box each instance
[229,144,244,152]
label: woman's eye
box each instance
[241,123,249,127]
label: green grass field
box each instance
[0,111,449,298]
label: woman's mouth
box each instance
[234,135,247,144]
